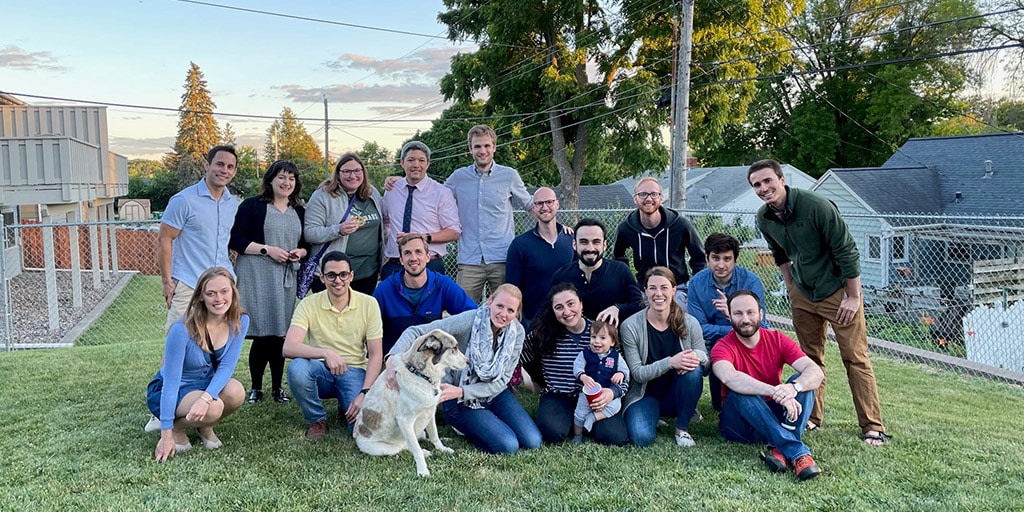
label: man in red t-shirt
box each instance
[711,290,825,481]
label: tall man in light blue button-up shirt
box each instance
[157,145,240,331]
[445,125,532,303]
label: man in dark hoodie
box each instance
[614,177,706,302]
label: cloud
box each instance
[0,45,66,72]
[323,46,466,83]
[276,83,442,104]
[368,102,448,117]
[108,136,176,158]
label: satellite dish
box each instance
[697,187,714,206]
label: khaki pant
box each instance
[457,263,506,305]
[789,283,884,434]
[164,280,194,331]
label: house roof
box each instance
[830,166,942,214]
[880,132,1024,216]
[529,184,634,210]
[614,164,812,209]
[0,92,27,106]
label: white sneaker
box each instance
[144,415,161,433]
[675,431,696,447]
[656,419,669,428]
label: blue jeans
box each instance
[442,388,542,454]
[534,393,629,446]
[718,374,815,461]
[624,366,703,447]
[287,358,366,427]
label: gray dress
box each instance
[236,205,301,337]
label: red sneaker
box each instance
[793,454,821,481]
[760,446,788,473]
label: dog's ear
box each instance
[417,333,448,364]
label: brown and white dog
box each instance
[354,329,467,477]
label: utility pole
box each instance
[669,0,694,210]
[323,95,330,179]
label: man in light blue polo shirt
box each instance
[445,125,532,303]
[157,145,239,330]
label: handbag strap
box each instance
[311,194,359,262]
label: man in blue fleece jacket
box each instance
[373,234,477,355]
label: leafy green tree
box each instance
[264,107,323,164]
[222,122,237,146]
[127,159,163,179]
[401,100,494,182]
[437,0,795,207]
[698,0,983,177]
[165,62,221,188]
[357,141,398,191]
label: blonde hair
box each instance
[633,176,663,194]
[489,283,523,319]
[467,125,497,147]
[184,267,244,346]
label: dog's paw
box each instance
[422,449,432,458]
[436,445,454,454]
[416,468,431,477]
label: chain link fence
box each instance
[2,209,1022,386]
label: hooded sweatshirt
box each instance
[613,206,706,284]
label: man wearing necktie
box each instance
[380,141,462,280]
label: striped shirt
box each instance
[522,320,631,397]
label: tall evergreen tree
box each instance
[264,107,323,163]
[165,62,221,188]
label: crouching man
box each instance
[712,290,824,481]
[283,251,383,440]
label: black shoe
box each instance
[247,389,263,404]
[272,388,290,403]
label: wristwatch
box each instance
[359,388,370,395]
[792,382,804,393]
[260,245,268,256]
[425,234,433,244]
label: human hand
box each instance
[771,383,797,404]
[162,280,175,309]
[384,175,399,192]
[589,388,613,411]
[185,399,209,423]
[339,220,360,236]
[155,432,177,462]
[344,393,364,423]
[595,306,620,327]
[266,245,291,263]
[439,383,463,402]
[611,372,624,385]
[782,397,802,422]
[670,349,699,373]
[836,295,859,326]
[324,351,348,375]
[288,248,307,261]
[713,288,729,316]
[580,374,596,388]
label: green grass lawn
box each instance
[2,276,1023,510]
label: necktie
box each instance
[402,185,416,233]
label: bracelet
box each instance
[200,395,213,404]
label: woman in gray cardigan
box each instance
[621,266,707,447]
[304,152,384,295]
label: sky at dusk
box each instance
[1,0,476,160]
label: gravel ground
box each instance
[3,270,125,346]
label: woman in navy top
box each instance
[147,267,249,461]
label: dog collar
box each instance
[405,362,435,387]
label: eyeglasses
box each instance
[534,199,557,208]
[322,271,352,281]
[339,168,363,175]
[635,191,661,200]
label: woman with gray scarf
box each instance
[384,283,542,454]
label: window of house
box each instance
[2,210,15,249]
[947,242,971,264]
[868,236,881,260]
[892,235,908,262]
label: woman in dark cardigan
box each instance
[229,160,309,404]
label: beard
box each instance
[732,321,759,338]
[579,251,603,267]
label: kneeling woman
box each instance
[621,267,707,447]
[385,283,541,454]
[521,282,629,445]
[147,267,249,461]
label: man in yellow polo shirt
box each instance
[284,251,384,440]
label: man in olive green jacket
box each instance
[748,159,889,446]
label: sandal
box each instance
[862,431,891,446]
